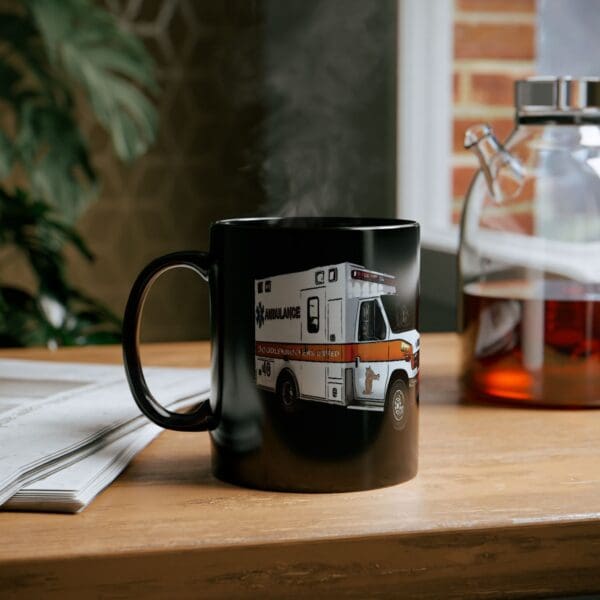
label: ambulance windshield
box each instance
[380,295,414,333]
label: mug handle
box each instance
[122,251,218,432]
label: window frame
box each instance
[306,296,320,333]
[357,299,388,342]
[397,0,457,253]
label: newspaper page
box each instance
[5,392,206,512]
[0,359,210,507]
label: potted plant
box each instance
[0,0,157,346]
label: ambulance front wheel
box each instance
[277,371,300,414]
[385,378,409,431]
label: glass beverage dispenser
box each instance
[460,77,600,406]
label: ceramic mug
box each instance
[122,217,420,492]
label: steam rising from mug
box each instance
[260,0,395,217]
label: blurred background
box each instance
[90,0,399,343]
[0,0,591,345]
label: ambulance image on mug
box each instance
[254,262,420,427]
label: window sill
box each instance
[421,225,459,254]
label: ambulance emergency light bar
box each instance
[350,269,395,286]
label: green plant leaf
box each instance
[0,9,65,102]
[27,0,158,162]
[0,1,151,347]
[0,61,21,103]
[0,187,91,303]
[0,131,13,178]
[45,217,94,261]
[0,285,50,347]
[16,101,97,219]
[0,188,123,341]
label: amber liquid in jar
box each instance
[462,280,600,406]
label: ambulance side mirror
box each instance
[354,356,360,367]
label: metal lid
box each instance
[515,77,600,123]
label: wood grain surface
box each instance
[1,334,600,599]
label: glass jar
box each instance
[459,77,600,406]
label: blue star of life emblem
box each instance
[255,302,265,328]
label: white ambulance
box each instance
[254,262,419,424]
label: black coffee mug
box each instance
[123,217,420,492]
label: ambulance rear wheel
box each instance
[277,372,300,413]
[385,378,409,431]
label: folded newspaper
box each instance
[0,359,209,513]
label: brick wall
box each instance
[452,0,536,224]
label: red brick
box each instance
[457,0,535,13]
[480,210,534,234]
[455,205,535,235]
[454,73,461,103]
[453,166,478,198]
[471,73,517,106]
[452,205,464,225]
[454,23,535,60]
[453,118,515,154]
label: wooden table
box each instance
[1,334,599,599]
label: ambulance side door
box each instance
[299,287,326,399]
[354,299,389,401]
[326,298,344,403]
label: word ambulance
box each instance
[254,262,419,422]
